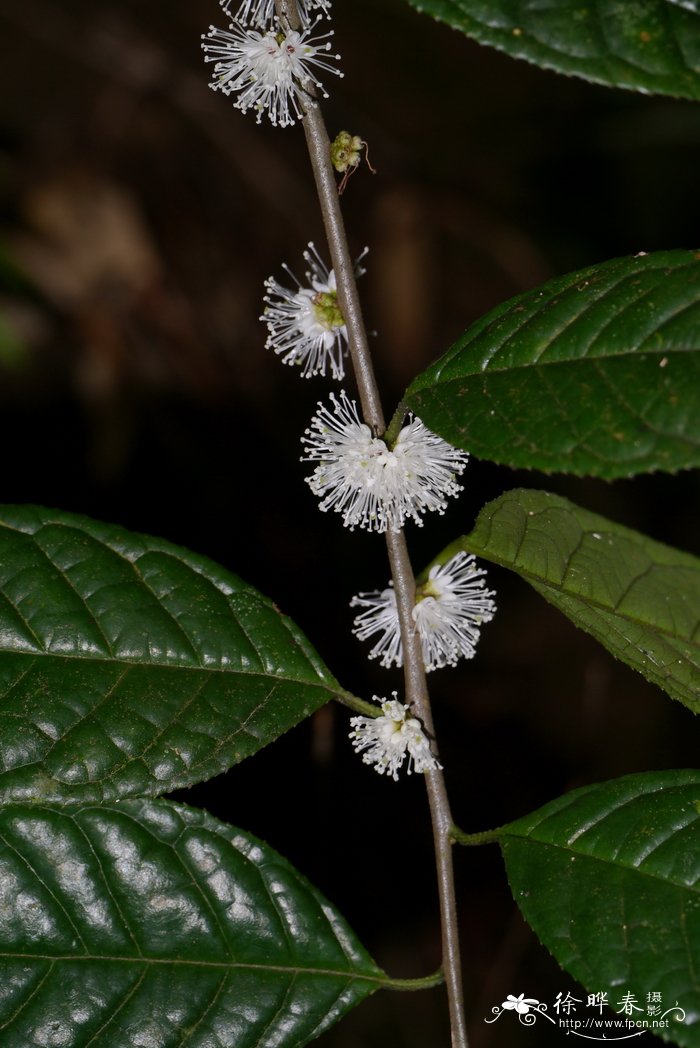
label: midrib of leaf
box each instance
[0,953,390,981]
[0,647,342,687]
[477,272,669,370]
[0,522,198,661]
[0,516,331,676]
[0,656,349,796]
[430,357,700,463]
[102,688,267,786]
[407,0,700,98]
[429,345,696,380]
[464,531,699,646]
[416,252,700,381]
[503,828,700,891]
[502,776,700,885]
[0,661,338,785]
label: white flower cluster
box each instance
[301,391,468,533]
[223,0,331,27]
[350,695,441,781]
[351,552,496,671]
[262,243,366,380]
[201,0,496,781]
[202,0,341,127]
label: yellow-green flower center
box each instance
[415,579,440,604]
[313,290,344,330]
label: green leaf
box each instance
[404,249,700,478]
[456,488,700,711]
[499,770,700,1047]
[0,797,390,1047]
[404,0,700,100]
[0,505,345,803]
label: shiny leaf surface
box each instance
[405,0,700,99]
[404,250,700,477]
[0,506,343,803]
[0,798,386,1047]
[500,770,700,1046]
[458,488,700,710]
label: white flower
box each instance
[262,243,366,380]
[224,0,332,29]
[502,994,540,1015]
[301,392,468,532]
[201,16,342,127]
[351,552,496,671]
[349,695,441,780]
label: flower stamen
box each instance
[349,694,441,780]
[351,552,496,670]
[223,0,332,30]
[301,392,468,532]
[202,16,342,127]
[262,243,365,380]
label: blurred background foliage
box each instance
[0,1,699,1044]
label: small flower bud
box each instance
[330,131,364,173]
[329,131,375,193]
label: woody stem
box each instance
[277,3,470,1045]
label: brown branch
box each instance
[277,2,470,1043]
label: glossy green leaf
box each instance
[0,797,390,1047]
[456,488,700,711]
[0,505,345,804]
[404,0,700,99]
[499,770,700,1046]
[404,250,700,477]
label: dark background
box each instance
[0,0,698,1044]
